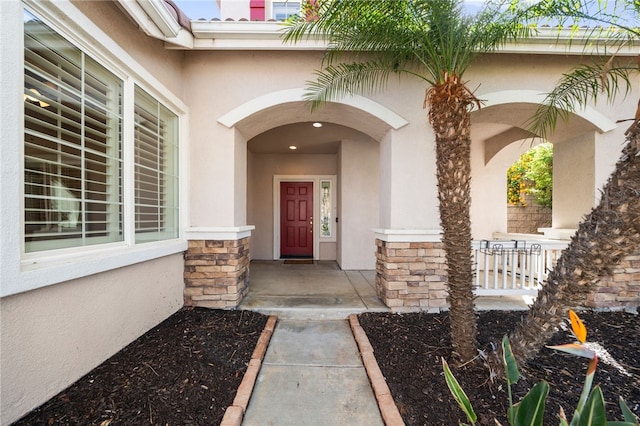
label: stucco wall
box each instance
[219,0,249,20]
[469,127,517,239]
[554,133,596,228]
[71,0,185,97]
[339,136,380,269]
[0,3,187,424]
[184,51,326,227]
[184,49,635,240]
[1,254,184,425]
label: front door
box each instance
[280,181,313,258]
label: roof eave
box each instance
[117,0,194,48]
[115,4,639,55]
[184,22,640,54]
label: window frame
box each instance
[271,1,301,21]
[23,15,125,252]
[133,85,180,244]
[1,0,188,298]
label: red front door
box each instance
[280,181,313,258]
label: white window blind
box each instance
[134,87,179,243]
[24,12,123,252]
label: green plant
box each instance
[525,143,553,208]
[506,143,553,207]
[442,310,639,426]
[507,150,533,206]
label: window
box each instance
[320,180,332,238]
[134,87,179,243]
[23,9,180,254]
[24,11,123,252]
[272,1,300,21]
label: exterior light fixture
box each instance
[289,145,297,150]
[312,122,322,128]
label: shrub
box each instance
[507,143,553,207]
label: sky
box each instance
[173,0,221,20]
[171,0,638,26]
[171,0,487,21]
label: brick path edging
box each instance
[349,314,405,426]
[220,315,278,426]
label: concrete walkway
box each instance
[240,260,531,319]
[239,260,390,320]
[242,319,384,426]
[237,260,532,425]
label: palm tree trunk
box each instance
[506,121,640,365]
[427,75,478,361]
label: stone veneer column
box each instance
[183,227,254,309]
[587,252,640,310]
[539,229,639,310]
[374,230,448,312]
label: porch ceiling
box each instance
[472,102,604,143]
[471,101,614,164]
[248,122,366,154]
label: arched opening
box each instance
[470,90,617,240]
[218,88,408,269]
[506,143,553,234]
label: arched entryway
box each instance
[217,88,408,270]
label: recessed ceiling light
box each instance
[312,122,323,128]
[289,145,297,150]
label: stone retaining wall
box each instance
[507,194,551,234]
[375,239,448,312]
[183,238,250,309]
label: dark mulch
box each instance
[12,307,639,426]
[358,310,640,425]
[13,307,268,426]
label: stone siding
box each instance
[183,238,250,309]
[588,252,640,310]
[375,238,639,312]
[375,239,448,312]
[507,194,551,234]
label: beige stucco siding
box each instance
[339,136,380,269]
[185,48,635,240]
[0,3,187,424]
[71,0,185,97]
[1,254,184,425]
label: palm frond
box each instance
[514,0,640,39]
[528,61,637,139]
[303,60,417,111]
[285,0,538,81]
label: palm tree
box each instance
[503,0,640,365]
[283,0,532,361]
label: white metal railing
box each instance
[473,239,569,296]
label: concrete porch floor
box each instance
[239,260,532,319]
